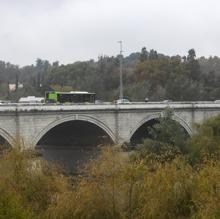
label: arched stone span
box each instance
[129,112,192,142]
[0,128,14,146]
[172,114,193,136]
[33,115,115,173]
[32,115,116,147]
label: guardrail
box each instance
[0,101,218,106]
[0,101,220,113]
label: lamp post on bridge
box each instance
[118,41,123,100]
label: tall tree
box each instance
[140,47,148,62]
[149,49,158,60]
[185,49,201,81]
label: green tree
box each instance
[136,108,188,163]
[188,114,220,165]
[149,49,158,60]
[185,49,201,81]
[140,47,148,62]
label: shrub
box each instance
[187,114,220,165]
[0,145,69,219]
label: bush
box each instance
[45,147,220,219]
[0,146,69,219]
[134,108,188,164]
[187,114,220,165]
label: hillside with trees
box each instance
[1,48,220,102]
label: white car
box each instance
[163,99,172,103]
[116,99,131,104]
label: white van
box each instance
[19,96,44,103]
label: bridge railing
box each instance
[0,101,220,112]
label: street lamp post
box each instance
[118,41,123,100]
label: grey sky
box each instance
[0,0,220,66]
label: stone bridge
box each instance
[0,101,220,148]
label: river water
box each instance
[36,145,99,173]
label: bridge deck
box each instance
[0,102,220,112]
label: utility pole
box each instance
[118,41,123,100]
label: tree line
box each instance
[1,48,220,101]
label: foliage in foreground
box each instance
[0,147,220,219]
[45,148,220,219]
[0,147,70,219]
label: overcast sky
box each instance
[0,0,220,66]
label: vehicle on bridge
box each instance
[116,98,131,104]
[0,100,11,104]
[45,91,96,103]
[19,96,44,103]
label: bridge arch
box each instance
[129,112,192,144]
[0,128,14,147]
[32,115,116,147]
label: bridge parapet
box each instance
[0,102,220,113]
